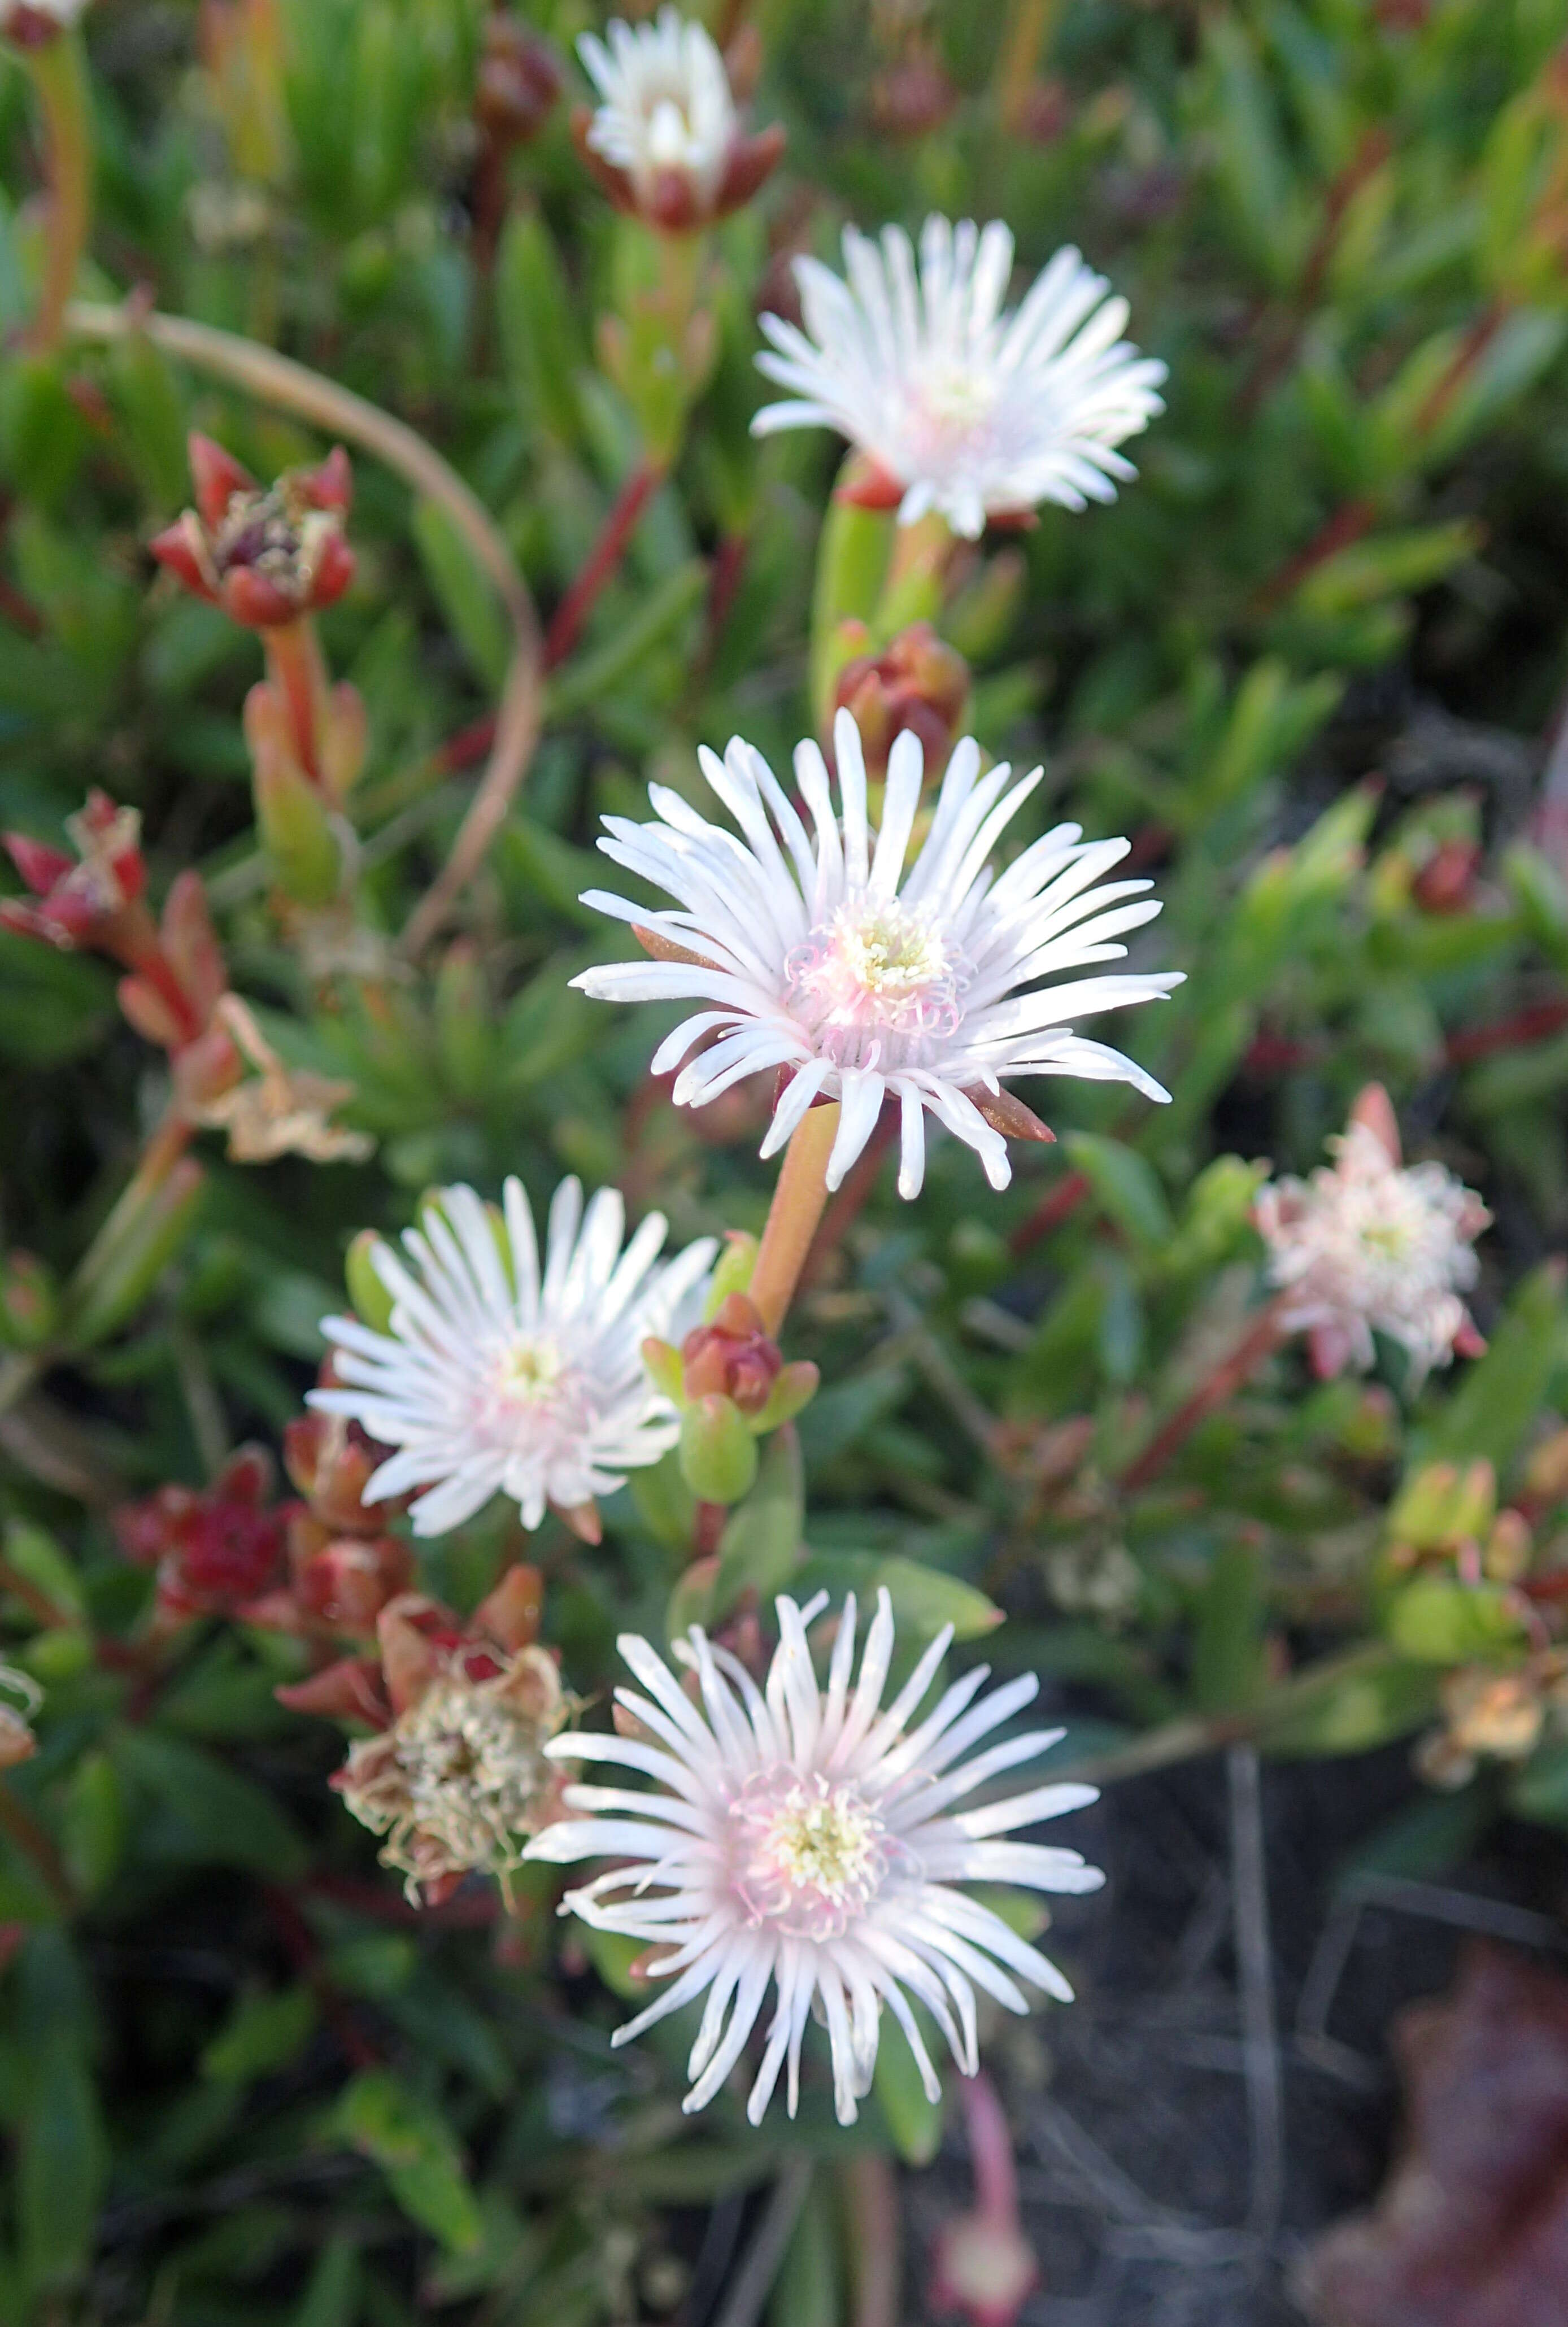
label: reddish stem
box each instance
[1253,496,1377,617]
[959,2069,1022,2226]
[1008,1168,1090,1256]
[1415,299,1507,438]
[693,1500,726,1558]
[1239,128,1394,416]
[545,464,661,670]
[800,1103,898,1289]
[263,618,329,784]
[700,529,749,670]
[1445,998,1568,1065]
[1120,1302,1287,1498]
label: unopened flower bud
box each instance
[706,1232,759,1311]
[834,622,969,781]
[476,18,563,142]
[282,1408,397,1535]
[1525,1427,1568,1509]
[66,1156,206,1350]
[1412,838,1482,916]
[1483,1509,1532,1584]
[679,1393,759,1505]
[681,1292,782,1415]
[151,435,355,629]
[345,1231,397,1336]
[869,55,957,140]
[290,1527,415,1635]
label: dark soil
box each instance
[903,1747,1568,2326]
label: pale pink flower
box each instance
[526,1589,1101,2125]
[1256,1089,1488,1381]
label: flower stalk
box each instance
[23,26,91,354]
[749,1100,842,1336]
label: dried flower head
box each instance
[752,216,1166,538]
[187,994,373,1165]
[574,7,783,231]
[337,1640,570,1905]
[1415,1654,1568,1790]
[313,1177,715,1537]
[151,435,355,629]
[575,709,1180,1199]
[528,1589,1102,2125]
[1256,1088,1489,1382]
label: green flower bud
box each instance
[704,1233,759,1319]
[678,1394,759,1506]
[345,1230,397,1335]
[65,1156,206,1348]
[748,1360,820,1436]
[642,1336,684,1402]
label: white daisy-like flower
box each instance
[526,1588,1102,2125]
[1255,1099,1489,1382]
[752,216,1167,539]
[573,709,1182,1200]
[312,1178,715,1537]
[578,7,735,210]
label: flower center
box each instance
[727,1767,888,1939]
[477,1332,597,1454]
[904,363,1008,468]
[644,91,698,165]
[785,898,967,1071]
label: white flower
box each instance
[312,1177,715,1537]
[1256,1107,1489,1381]
[578,7,735,210]
[526,1589,1103,2125]
[752,216,1166,539]
[573,709,1182,1200]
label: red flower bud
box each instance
[681,1292,783,1416]
[1413,838,1482,916]
[834,622,970,781]
[476,19,563,142]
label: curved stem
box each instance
[63,300,543,959]
[748,1103,841,1337]
[26,32,92,355]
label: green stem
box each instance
[25,30,92,355]
[63,299,543,961]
